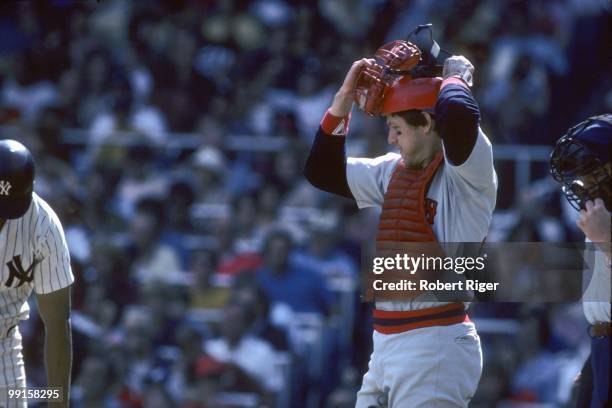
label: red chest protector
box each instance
[370,152,469,331]
[369,152,444,302]
[376,152,444,248]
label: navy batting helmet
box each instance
[550,114,612,211]
[0,139,35,219]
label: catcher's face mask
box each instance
[550,115,612,211]
[353,40,441,117]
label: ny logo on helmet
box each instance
[0,180,11,196]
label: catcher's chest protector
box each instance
[376,152,443,249]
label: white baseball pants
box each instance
[356,321,482,407]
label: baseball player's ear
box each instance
[424,112,435,133]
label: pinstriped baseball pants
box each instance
[0,327,26,408]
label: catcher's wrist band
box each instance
[321,109,351,136]
[441,76,470,90]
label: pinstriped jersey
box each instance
[0,193,74,333]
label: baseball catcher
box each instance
[304,26,496,407]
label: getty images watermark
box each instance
[363,242,611,302]
[370,253,499,294]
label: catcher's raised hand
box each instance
[330,58,375,117]
[443,55,474,87]
[577,198,611,243]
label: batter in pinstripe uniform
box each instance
[0,140,73,407]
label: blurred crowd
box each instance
[0,0,609,407]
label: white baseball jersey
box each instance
[347,128,497,310]
[0,192,74,331]
[582,241,611,324]
[0,192,73,400]
[351,128,495,408]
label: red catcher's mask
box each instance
[354,40,442,117]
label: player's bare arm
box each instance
[36,286,73,407]
[304,59,372,198]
